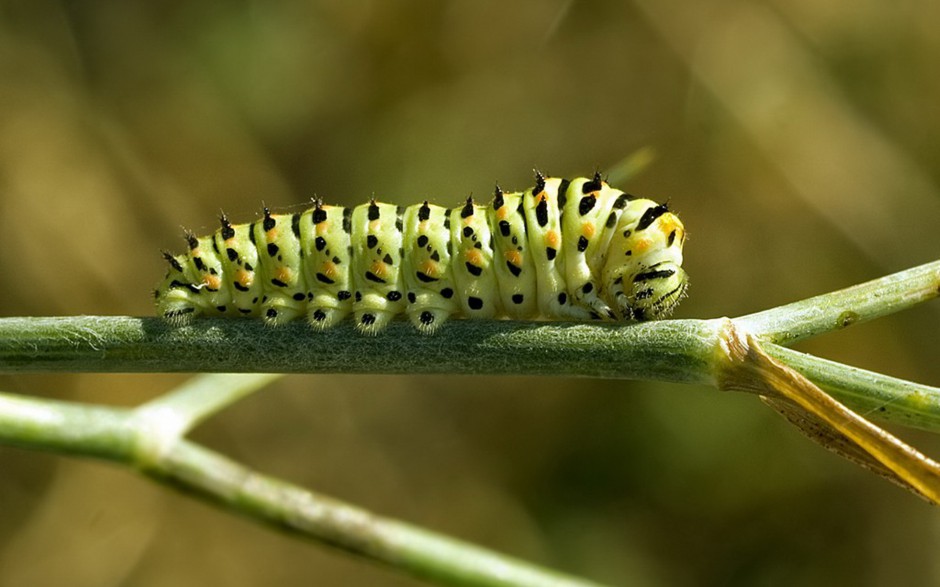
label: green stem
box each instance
[0,389,607,587]
[0,317,723,384]
[735,259,940,345]
[0,392,133,462]
[763,344,940,432]
[160,441,607,587]
[135,373,282,435]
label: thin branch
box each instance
[735,259,940,345]
[0,389,608,587]
[135,373,282,432]
[160,441,609,587]
[763,344,940,432]
[0,392,132,462]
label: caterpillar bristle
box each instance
[184,231,198,250]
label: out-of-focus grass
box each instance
[0,2,938,585]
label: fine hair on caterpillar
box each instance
[154,171,688,334]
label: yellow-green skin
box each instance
[155,174,688,334]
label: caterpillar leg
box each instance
[541,292,595,321]
[572,282,618,320]
[354,309,396,335]
[261,297,305,326]
[406,306,453,334]
[307,306,351,331]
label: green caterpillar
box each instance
[155,172,688,334]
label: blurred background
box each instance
[1,1,939,585]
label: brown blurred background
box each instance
[1,1,939,585]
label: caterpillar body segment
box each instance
[349,201,406,334]
[452,198,501,323]
[561,175,624,320]
[488,187,538,320]
[300,201,353,330]
[252,207,307,325]
[155,173,688,334]
[219,217,262,319]
[524,176,588,321]
[402,202,460,333]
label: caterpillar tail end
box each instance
[155,287,200,326]
[160,305,198,326]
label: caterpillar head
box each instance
[616,262,689,320]
[601,199,688,321]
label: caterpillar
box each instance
[154,172,688,334]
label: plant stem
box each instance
[134,373,282,435]
[159,441,609,587]
[0,389,607,587]
[0,316,723,384]
[0,392,133,461]
[763,344,940,431]
[736,259,940,345]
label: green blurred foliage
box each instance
[1,1,939,585]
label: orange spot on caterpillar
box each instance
[658,215,681,235]
[466,249,484,266]
[545,230,560,248]
[420,260,438,278]
[276,267,293,284]
[581,221,595,239]
[505,250,522,267]
[236,269,253,288]
[204,274,222,290]
[370,261,386,278]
